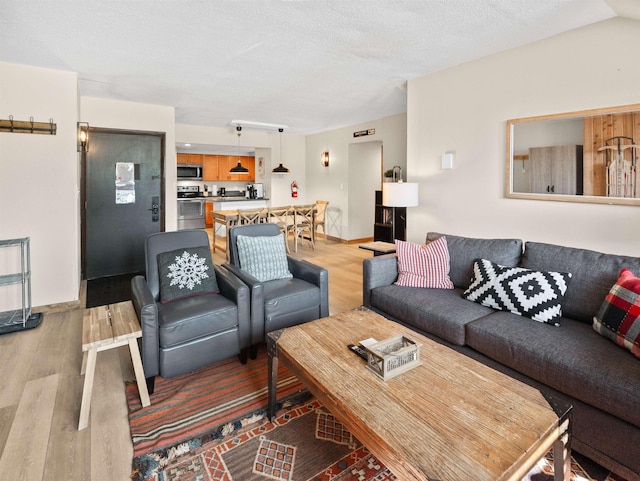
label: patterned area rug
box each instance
[133,397,625,481]
[127,348,626,481]
[126,347,305,462]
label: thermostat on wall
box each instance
[441,151,454,170]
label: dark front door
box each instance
[84,130,163,280]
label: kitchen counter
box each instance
[202,196,269,202]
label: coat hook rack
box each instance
[0,115,57,135]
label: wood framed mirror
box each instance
[506,103,640,206]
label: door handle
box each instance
[148,196,160,222]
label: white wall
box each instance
[81,97,177,229]
[305,113,407,241]
[0,62,80,308]
[407,17,640,256]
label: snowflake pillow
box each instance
[157,246,219,303]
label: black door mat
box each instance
[0,312,43,335]
[86,272,143,308]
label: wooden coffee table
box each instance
[267,309,571,481]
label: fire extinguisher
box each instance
[291,180,298,198]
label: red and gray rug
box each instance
[127,349,626,481]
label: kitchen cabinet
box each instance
[205,201,213,227]
[203,154,220,181]
[528,145,583,195]
[177,153,203,165]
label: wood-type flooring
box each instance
[0,235,369,481]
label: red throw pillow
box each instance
[394,237,454,289]
[593,268,640,358]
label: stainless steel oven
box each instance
[177,186,205,230]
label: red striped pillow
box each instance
[394,237,454,289]
[593,268,640,358]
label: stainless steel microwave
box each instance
[177,165,203,179]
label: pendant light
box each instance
[229,126,249,174]
[272,128,290,174]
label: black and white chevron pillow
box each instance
[462,259,572,325]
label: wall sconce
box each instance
[321,151,330,167]
[77,122,89,153]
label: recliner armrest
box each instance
[362,254,398,307]
[287,257,329,317]
[222,263,265,346]
[214,265,251,349]
[131,275,160,378]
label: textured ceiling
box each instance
[0,1,621,134]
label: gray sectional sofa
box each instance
[363,233,640,480]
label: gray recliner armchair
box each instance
[131,229,250,393]
[223,223,329,357]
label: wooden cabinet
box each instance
[528,145,583,195]
[179,153,255,181]
[205,201,213,227]
[373,190,406,242]
[202,154,219,181]
[177,153,203,165]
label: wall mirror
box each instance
[506,103,640,206]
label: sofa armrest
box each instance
[287,257,329,317]
[222,262,265,346]
[363,254,398,307]
[131,275,159,379]
[213,265,251,349]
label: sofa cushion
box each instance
[236,234,293,282]
[157,246,219,303]
[369,285,495,345]
[462,259,572,326]
[466,311,640,429]
[593,268,640,358]
[426,233,522,290]
[522,242,640,324]
[395,237,454,289]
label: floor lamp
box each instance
[382,181,419,240]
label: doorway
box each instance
[82,129,164,305]
[347,141,383,240]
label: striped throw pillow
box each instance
[394,237,454,289]
[593,268,640,358]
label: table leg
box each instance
[80,350,88,375]
[266,329,285,421]
[78,348,97,430]
[553,417,572,481]
[128,338,151,407]
[212,221,217,253]
[267,332,278,421]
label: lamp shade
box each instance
[229,161,249,174]
[382,182,419,207]
[272,163,290,173]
